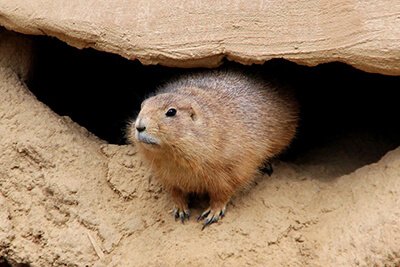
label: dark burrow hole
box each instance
[27,36,400,176]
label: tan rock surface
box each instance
[0,31,400,266]
[0,0,399,75]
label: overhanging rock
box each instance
[0,0,399,74]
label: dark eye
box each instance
[165,108,177,117]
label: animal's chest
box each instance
[153,161,208,193]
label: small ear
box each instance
[140,99,147,109]
[189,106,198,121]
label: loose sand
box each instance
[0,31,399,267]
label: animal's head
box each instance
[129,93,201,151]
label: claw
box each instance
[220,209,225,218]
[199,206,226,230]
[173,208,179,220]
[179,210,190,223]
[202,216,218,230]
[172,208,190,223]
[197,209,211,221]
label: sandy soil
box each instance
[1,31,400,267]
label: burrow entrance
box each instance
[27,36,400,178]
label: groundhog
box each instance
[127,69,299,229]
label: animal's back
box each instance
[160,69,298,162]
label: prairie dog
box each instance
[128,69,299,228]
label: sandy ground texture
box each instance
[1,32,400,267]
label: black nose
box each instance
[136,126,146,132]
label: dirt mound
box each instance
[1,31,400,267]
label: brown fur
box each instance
[127,69,299,226]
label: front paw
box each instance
[172,207,191,223]
[170,187,190,223]
[197,206,226,230]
